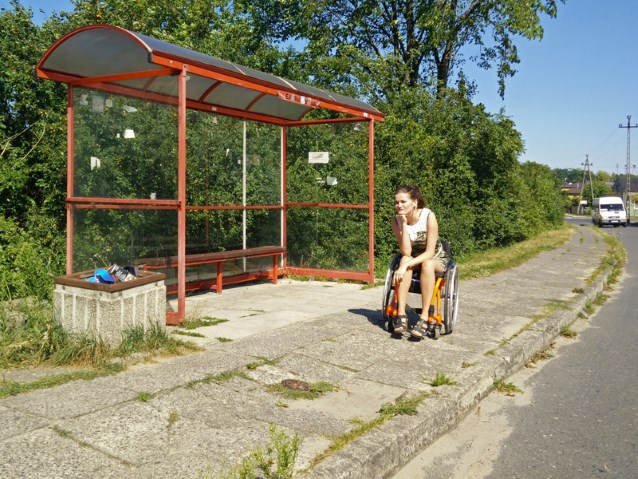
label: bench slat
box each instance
[137,246,285,268]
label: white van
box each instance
[592,196,627,227]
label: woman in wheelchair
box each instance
[391,185,447,337]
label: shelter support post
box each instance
[66,86,75,274]
[368,119,375,283]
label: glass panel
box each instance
[186,209,281,254]
[286,207,369,272]
[187,112,243,206]
[73,87,178,199]
[187,114,281,207]
[72,208,177,272]
[286,121,369,205]
[246,122,281,206]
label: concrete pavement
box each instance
[0,223,613,478]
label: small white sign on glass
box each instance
[308,151,329,164]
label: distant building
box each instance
[560,182,582,196]
[612,176,638,195]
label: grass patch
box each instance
[484,349,496,356]
[216,337,233,343]
[172,330,205,338]
[266,381,337,400]
[461,361,478,368]
[493,378,522,394]
[560,324,577,338]
[136,391,154,402]
[0,324,199,397]
[429,372,457,387]
[457,226,573,279]
[184,370,251,389]
[572,287,584,294]
[582,300,595,316]
[593,292,608,306]
[586,230,626,286]
[0,364,123,399]
[246,356,279,370]
[179,316,228,330]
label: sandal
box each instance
[393,315,408,334]
[411,317,432,338]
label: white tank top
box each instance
[406,208,430,252]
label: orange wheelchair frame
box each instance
[382,250,459,339]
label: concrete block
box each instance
[53,270,166,347]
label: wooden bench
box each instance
[136,246,286,294]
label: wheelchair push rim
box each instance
[443,262,459,334]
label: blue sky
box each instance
[3,0,638,175]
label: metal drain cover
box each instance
[281,379,310,391]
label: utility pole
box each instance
[619,115,638,221]
[579,154,594,214]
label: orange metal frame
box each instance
[386,275,447,325]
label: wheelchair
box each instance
[381,242,459,339]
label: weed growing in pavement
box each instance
[136,392,153,402]
[526,343,556,367]
[172,330,205,338]
[305,392,428,471]
[586,231,626,286]
[266,381,337,400]
[180,316,228,330]
[429,372,457,387]
[484,349,496,356]
[183,370,252,390]
[167,411,179,428]
[216,337,233,343]
[583,300,595,316]
[201,424,299,479]
[0,365,123,399]
[560,325,577,338]
[572,287,584,294]
[493,378,522,394]
[593,292,608,306]
[461,361,478,368]
[246,356,279,370]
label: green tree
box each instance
[239,0,563,99]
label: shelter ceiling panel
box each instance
[205,83,261,110]
[251,95,310,120]
[41,28,162,78]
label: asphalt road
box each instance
[394,219,638,479]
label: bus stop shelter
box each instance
[37,25,384,324]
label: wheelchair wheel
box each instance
[382,254,401,332]
[443,262,459,334]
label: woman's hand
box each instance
[393,262,409,283]
[395,214,408,227]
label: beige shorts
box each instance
[412,242,448,271]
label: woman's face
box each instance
[394,192,417,215]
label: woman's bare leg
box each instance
[419,259,445,319]
[396,256,413,316]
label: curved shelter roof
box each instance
[36,25,383,125]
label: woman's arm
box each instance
[391,215,412,257]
